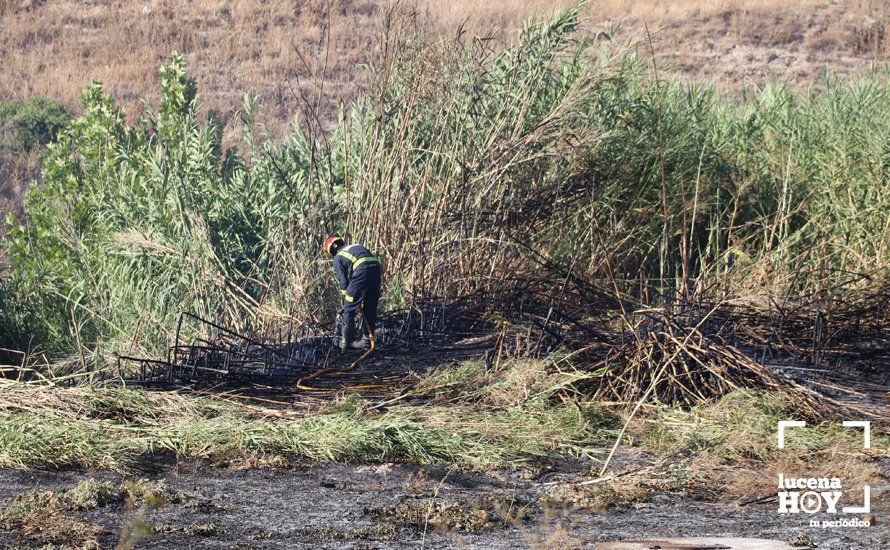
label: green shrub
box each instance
[0,97,70,152]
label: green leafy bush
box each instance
[0,97,70,152]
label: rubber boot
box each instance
[351,335,370,350]
[339,323,354,351]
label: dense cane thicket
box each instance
[2,5,887,365]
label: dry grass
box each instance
[1,0,383,136]
[586,0,887,89]
[0,477,177,547]
[694,454,885,502]
[0,0,883,135]
[0,0,576,138]
[422,0,571,33]
[533,390,887,516]
[591,0,838,19]
[629,391,889,502]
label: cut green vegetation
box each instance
[0,357,618,471]
[4,359,882,478]
[639,390,890,462]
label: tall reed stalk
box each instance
[2,3,887,366]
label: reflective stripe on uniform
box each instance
[337,250,358,263]
[337,250,379,270]
[344,294,355,302]
[353,256,379,269]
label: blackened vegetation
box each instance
[481,271,889,418]
[116,272,888,420]
[115,301,498,400]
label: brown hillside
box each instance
[1,1,885,132]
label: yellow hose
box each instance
[295,306,376,391]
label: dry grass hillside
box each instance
[605,0,887,88]
[1,0,885,130]
[0,0,886,221]
[0,0,578,136]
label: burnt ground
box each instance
[0,456,887,549]
[123,303,504,389]
[162,331,504,417]
[129,315,890,423]
[5,315,887,548]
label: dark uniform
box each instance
[334,243,381,346]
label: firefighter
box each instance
[323,235,381,350]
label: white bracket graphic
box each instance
[778,420,806,449]
[843,486,871,514]
[842,420,871,449]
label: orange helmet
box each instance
[323,234,344,256]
